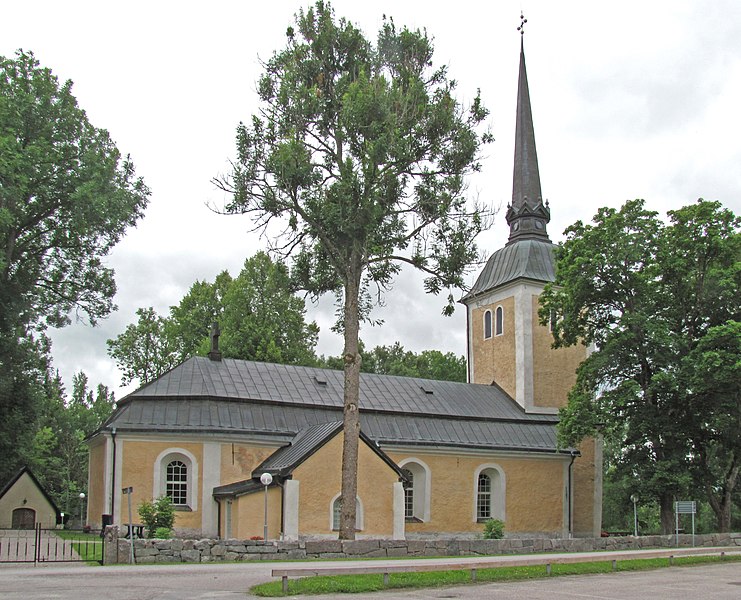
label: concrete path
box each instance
[0,550,739,599]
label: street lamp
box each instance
[630,494,639,537]
[260,473,273,540]
[79,492,86,528]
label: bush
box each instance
[154,527,172,539]
[482,518,505,539]
[138,495,176,538]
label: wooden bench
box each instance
[272,546,738,593]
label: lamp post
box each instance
[79,492,86,528]
[260,473,273,540]
[630,494,639,537]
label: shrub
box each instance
[482,518,505,539]
[138,495,176,538]
[154,527,172,539]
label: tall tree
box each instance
[540,199,739,533]
[107,307,180,387]
[322,342,466,382]
[107,252,319,387]
[0,49,149,473]
[216,2,491,538]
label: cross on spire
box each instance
[517,12,527,36]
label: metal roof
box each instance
[462,239,556,301]
[126,357,549,423]
[254,421,343,476]
[104,384,558,452]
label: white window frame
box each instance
[153,448,198,511]
[472,463,506,523]
[495,305,504,336]
[330,493,363,531]
[484,310,493,339]
[398,457,431,522]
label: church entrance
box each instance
[11,508,35,529]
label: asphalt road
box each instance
[0,560,740,599]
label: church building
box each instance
[85,35,602,541]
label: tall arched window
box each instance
[495,306,504,336]
[166,460,188,506]
[154,448,198,510]
[473,464,506,523]
[331,495,362,531]
[477,473,492,520]
[402,469,414,518]
[399,458,431,522]
[484,310,492,339]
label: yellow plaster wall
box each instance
[231,487,282,539]
[471,296,516,394]
[531,295,586,410]
[572,437,599,536]
[0,472,57,528]
[387,451,566,535]
[220,443,278,485]
[293,433,398,536]
[87,439,107,528]
[120,440,203,532]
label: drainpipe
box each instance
[277,477,286,541]
[110,427,117,522]
[568,449,578,538]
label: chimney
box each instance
[208,322,222,361]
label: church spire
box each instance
[506,15,550,245]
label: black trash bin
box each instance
[101,514,112,537]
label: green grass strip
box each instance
[251,553,741,597]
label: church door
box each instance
[12,508,36,529]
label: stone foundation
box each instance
[102,527,741,565]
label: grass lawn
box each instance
[251,553,741,597]
[54,530,104,563]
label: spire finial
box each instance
[517,12,527,36]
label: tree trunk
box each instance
[659,493,674,535]
[706,461,739,533]
[339,271,362,540]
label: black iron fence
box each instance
[0,525,104,564]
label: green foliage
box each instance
[540,198,740,532]
[153,527,172,539]
[217,1,491,538]
[0,49,147,485]
[107,252,319,387]
[319,341,466,382]
[138,496,176,538]
[482,518,505,539]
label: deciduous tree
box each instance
[540,198,739,533]
[0,49,148,478]
[216,2,491,537]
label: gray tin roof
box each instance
[101,357,565,456]
[462,239,555,301]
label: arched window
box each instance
[331,495,362,531]
[166,460,188,506]
[477,473,492,520]
[484,310,492,339]
[402,469,414,518]
[153,448,198,510]
[473,464,506,523]
[399,458,431,522]
[495,306,504,336]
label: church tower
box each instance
[461,23,602,536]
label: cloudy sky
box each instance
[3,0,740,399]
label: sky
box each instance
[3,0,740,400]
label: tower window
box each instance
[484,310,492,339]
[495,306,504,336]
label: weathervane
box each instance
[517,12,527,36]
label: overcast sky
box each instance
[3,0,740,399]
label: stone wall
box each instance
[103,527,741,565]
